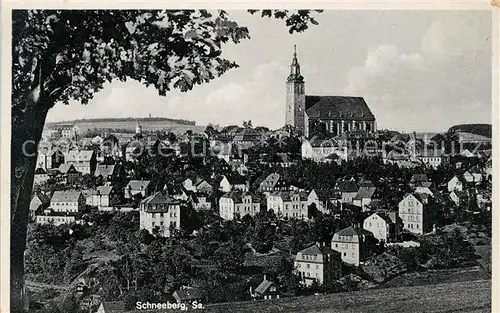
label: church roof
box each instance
[305,96,375,121]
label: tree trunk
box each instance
[10,93,49,313]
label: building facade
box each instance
[219,191,260,220]
[331,226,374,266]
[139,191,182,237]
[294,243,342,286]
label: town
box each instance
[27,49,492,313]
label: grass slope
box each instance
[203,280,490,313]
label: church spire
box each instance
[288,45,303,82]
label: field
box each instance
[202,279,491,313]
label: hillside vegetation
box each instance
[448,124,492,138]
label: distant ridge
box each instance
[47,117,196,126]
[447,124,491,138]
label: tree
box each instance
[10,9,322,312]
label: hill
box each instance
[447,124,492,138]
[46,117,205,134]
[125,279,490,313]
[202,280,490,313]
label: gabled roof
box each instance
[335,180,359,193]
[125,180,150,190]
[310,189,336,201]
[298,244,336,256]
[232,129,262,142]
[410,174,428,183]
[58,163,78,174]
[65,150,95,162]
[270,190,308,201]
[224,173,246,185]
[221,191,258,203]
[141,191,180,207]
[335,226,373,238]
[34,168,47,174]
[33,192,50,204]
[96,186,114,195]
[99,301,125,313]
[95,164,117,177]
[254,279,275,295]
[173,287,203,301]
[305,96,375,121]
[354,187,376,200]
[51,190,82,203]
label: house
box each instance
[36,212,79,226]
[87,186,114,208]
[219,174,248,193]
[232,128,263,149]
[139,191,182,237]
[50,190,86,213]
[307,189,336,214]
[91,135,103,145]
[415,185,446,204]
[415,149,448,169]
[219,191,260,220]
[463,171,483,185]
[166,185,191,202]
[124,180,152,199]
[331,226,375,266]
[94,164,123,182]
[192,193,212,211]
[172,286,204,304]
[450,190,467,206]
[301,137,348,163]
[250,275,280,300]
[398,193,434,235]
[57,163,81,185]
[294,242,342,286]
[352,186,377,211]
[228,159,249,176]
[383,150,411,167]
[36,148,65,170]
[334,180,359,203]
[56,123,80,139]
[33,168,49,185]
[363,212,402,243]
[258,173,289,194]
[409,174,429,186]
[266,190,309,219]
[29,192,50,219]
[447,175,465,192]
[65,150,97,175]
[96,301,125,313]
[182,177,213,194]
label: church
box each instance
[285,46,376,138]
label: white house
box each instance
[447,175,465,192]
[219,174,248,193]
[398,193,433,235]
[363,212,402,243]
[266,190,308,219]
[219,191,260,220]
[139,191,182,237]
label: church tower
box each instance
[285,45,306,134]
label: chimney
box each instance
[316,241,321,247]
[263,274,267,281]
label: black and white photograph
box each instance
[3,5,497,313]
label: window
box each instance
[306,264,310,269]
[316,265,319,269]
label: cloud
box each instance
[344,13,491,132]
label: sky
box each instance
[46,10,492,133]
